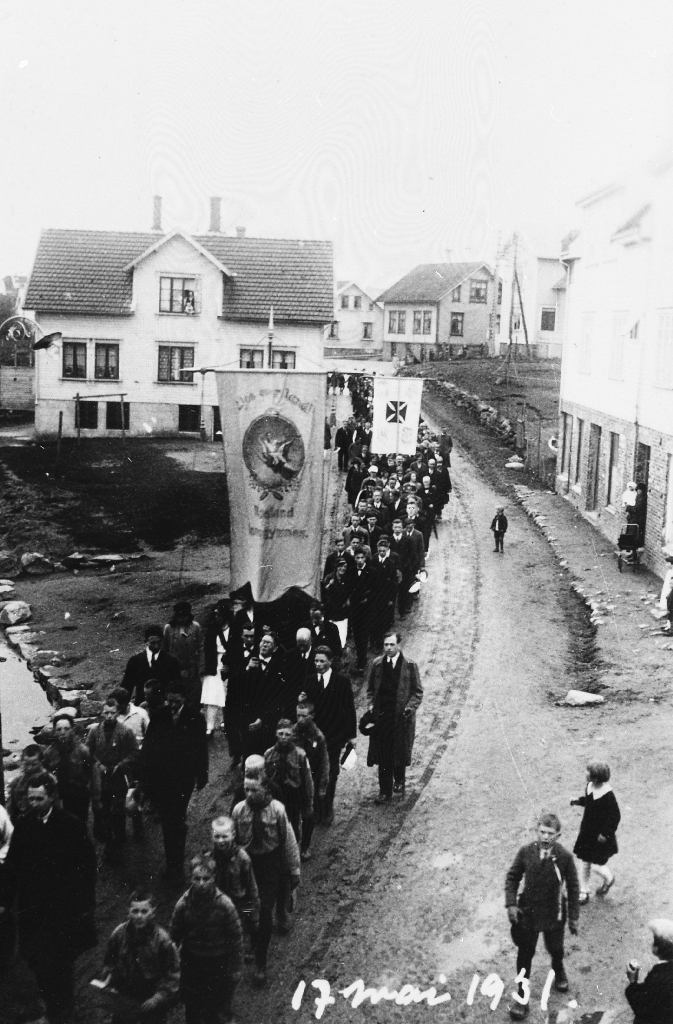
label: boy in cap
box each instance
[491,505,508,553]
[505,812,580,1018]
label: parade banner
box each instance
[370,376,424,455]
[215,371,325,603]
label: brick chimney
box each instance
[209,197,222,233]
[152,196,162,232]
[236,226,246,238]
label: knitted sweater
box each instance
[505,841,580,932]
[170,887,243,971]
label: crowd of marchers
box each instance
[0,376,438,1024]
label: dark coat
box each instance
[573,785,620,864]
[122,650,183,705]
[389,532,411,572]
[241,655,295,756]
[626,960,673,1024]
[365,654,423,767]
[490,513,508,535]
[308,619,343,660]
[321,572,352,621]
[138,704,208,800]
[335,426,351,452]
[303,670,357,755]
[370,553,402,608]
[403,527,425,575]
[3,806,97,953]
[505,840,580,933]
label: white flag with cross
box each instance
[371,376,424,455]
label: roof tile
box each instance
[376,262,490,304]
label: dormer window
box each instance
[159,276,198,314]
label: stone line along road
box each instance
[248,394,637,1024]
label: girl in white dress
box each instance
[201,600,230,735]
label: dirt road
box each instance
[3,389,668,1024]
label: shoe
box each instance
[300,849,312,862]
[374,793,392,805]
[509,1002,529,1020]
[579,891,590,905]
[554,970,569,992]
[596,877,615,897]
[393,782,405,794]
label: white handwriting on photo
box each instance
[292,969,557,1018]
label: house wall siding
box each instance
[0,366,33,410]
[34,235,325,437]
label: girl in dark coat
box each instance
[571,761,621,903]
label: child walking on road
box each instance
[491,506,508,553]
[571,761,620,904]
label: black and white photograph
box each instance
[1,2,673,1022]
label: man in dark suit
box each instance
[137,680,208,884]
[1,771,97,1022]
[302,646,357,826]
[307,602,342,660]
[240,633,294,759]
[369,537,403,650]
[122,625,182,705]
[348,548,375,673]
[222,624,256,766]
[323,538,347,579]
[399,516,425,616]
[334,420,352,472]
[366,632,423,804]
[284,628,317,702]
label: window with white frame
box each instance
[388,311,406,335]
[609,311,626,380]
[159,277,198,314]
[271,350,296,369]
[413,311,422,335]
[63,341,87,378]
[579,313,594,373]
[451,285,461,302]
[450,312,464,337]
[497,281,503,304]
[353,295,361,310]
[540,308,556,332]
[362,322,373,340]
[95,343,119,380]
[469,279,487,303]
[341,295,349,309]
[158,345,194,382]
[239,349,264,369]
[423,311,432,335]
[656,310,673,388]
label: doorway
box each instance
[586,423,602,510]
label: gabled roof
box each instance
[335,280,380,304]
[123,228,234,277]
[26,229,334,322]
[376,262,490,304]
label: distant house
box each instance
[324,281,383,356]
[25,199,333,437]
[377,262,501,362]
[556,153,673,581]
[501,255,567,359]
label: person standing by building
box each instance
[0,772,97,1024]
[171,855,243,1024]
[625,918,673,1023]
[505,812,580,1019]
[366,632,423,804]
[231,764,300,986]
[571,761,620,903]
[99,889,180,1023]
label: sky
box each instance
[1,0,672,296]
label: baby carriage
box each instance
[617,523,640,572]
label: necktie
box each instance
[151,654,157,668]
[318,673,324,687]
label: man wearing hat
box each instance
[626,919,673,1023]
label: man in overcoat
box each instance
[1,772,97,1022]
[366,632,423,804]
